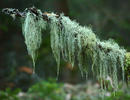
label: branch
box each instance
[2,7,130,82]
[2,7,130,64]
[2,7,59,21]
[2,7,124,55]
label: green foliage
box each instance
[0,81,129,100]
[125,53,130,82]
[104,90,130,100]
[28,80,66,100]
[0,88,21,100]
[125,53,130,70]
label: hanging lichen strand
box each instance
[22,11,47,73]
[48,14,126,90]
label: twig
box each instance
[2,6,59,21]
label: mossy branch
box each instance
[2,7,123,56]
[2,7,130,88]
[2,7,129,62]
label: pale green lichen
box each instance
[49,15,61,79]
[22,11,47,73]
[48,14,126,90]
[22,10,126,90]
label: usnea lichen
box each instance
[48,14,126,89]
[22,11,47,73]
[22,10,126,90]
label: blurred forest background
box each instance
[0,0,130,93]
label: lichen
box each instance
[22,11,47,73]
[49,15,61,79]
[22,10,126,90]
[48,14,126,90]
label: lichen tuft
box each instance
[49,14,126,90]
[22,11,47,73]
